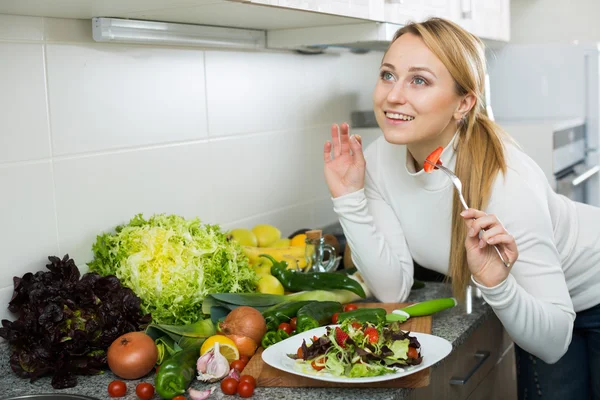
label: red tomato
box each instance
[290,317,297,331]
[351,322,362,330]
[408,346,419,359]
[237,380,255,398]
[108,380,127,398]
[364,327,379,344]
[231,359,247,372]
[172,396,186,400]
[135,382,154,400]
[239,375,257,387]
[331,312,339,324]
[343,304,358,312]
[310,356,327,371]
[278,322,292,335]
[221,377,239,395]
[296,347,304,359]
[424,146,443,173]
[239,355,250,365]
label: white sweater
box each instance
[332,134,600,364]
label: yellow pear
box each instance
[252,224,281,247]
[229,228,258,247]
[256,274,284,295]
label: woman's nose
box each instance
[386,82,408,104]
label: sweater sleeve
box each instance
[332,155,414,303]
[472,165,575,364]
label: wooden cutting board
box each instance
[241,303,432,388]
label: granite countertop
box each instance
[0,282,493,400]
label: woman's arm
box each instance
[332,146,414,303]
[471,166,575,364]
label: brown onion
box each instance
[219,306,267,344]
[226,334,258,358]
[107,331,158,379]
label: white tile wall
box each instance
[46,44,208,155]
[0,14,382,323]
[0,43,50,163]
[0,162,59,283]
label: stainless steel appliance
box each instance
[553,123,600,203]
[489,42,600,206]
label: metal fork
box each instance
[425,159,511,268]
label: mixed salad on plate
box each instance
[288,319,422,378]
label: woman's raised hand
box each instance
[324,123,366,198]
[460,208,519,287]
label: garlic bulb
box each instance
[196,342,230,383]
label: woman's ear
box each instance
[453,93,477,121]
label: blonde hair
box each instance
[391,18,507,301]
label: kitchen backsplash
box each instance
[0,14,383,322]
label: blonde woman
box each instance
[324,18,600,400]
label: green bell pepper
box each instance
[155,347,199,399]
[260,254,366,297]
[296,301,342,332]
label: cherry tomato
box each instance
[364,327,379,344]
[238,380,255,398]
[351,322,362,330]
[135,382,154,400]
[108,380,127,398]
[221,377,239,395]
[239,375,257,387]
[239,355,250,365]
[231,359,247,372]
[172,396,186,400]
[290,317,297,331]
[310,356,327,371]
[296,347,304,359]
[408,346,419,359]
[278,322,292,335]
[343,304,358,312]
[331,312,339,324]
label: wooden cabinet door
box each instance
[466,343,517,400]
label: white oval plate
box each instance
[262,325,453,384]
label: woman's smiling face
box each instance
[373,32,466,153]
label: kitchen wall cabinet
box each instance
[0,0,509,51]
[454,0,510,42]
[407,314,517,400]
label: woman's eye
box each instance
[412,76,427,85]
[380,71,394,81]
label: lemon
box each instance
[200,335,239,364]
[290,233,307,247]
[256,274,285,295]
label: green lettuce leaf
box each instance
[89,214,257,325]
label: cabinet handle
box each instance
[460,0,472,19]
[449,351,490,385]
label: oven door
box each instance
[556,163,600,203]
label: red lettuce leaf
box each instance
[0,254,151,389]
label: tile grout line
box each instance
[222,195,333,228]
[0,123,333,168]
[41,25,62,257]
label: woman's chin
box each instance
[382,130,412,145]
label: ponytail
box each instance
[449,113,507,301]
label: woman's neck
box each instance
[408,129,458,171]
